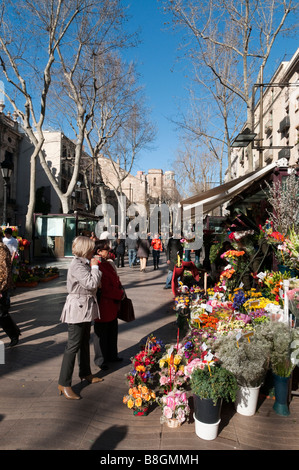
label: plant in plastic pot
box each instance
[256,321,299,416]
[212,331,271,416]
[190,363,238,424]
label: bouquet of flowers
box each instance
[158,344,188,393]
[287,288,299,319]
[156,388,190,426]
[126,335,163,386]
[123,385,156,416]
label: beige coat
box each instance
[60,256,102,324]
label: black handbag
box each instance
[118,295,135,322]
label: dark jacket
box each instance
[95,260,124,323]
[166,237,183,270]
[137,238,151,258]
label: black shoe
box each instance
[9,337,19,347]
[110,357,123,363]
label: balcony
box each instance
[264,149,273,163]
[278,148,291,159]
[264,118,273,134]
[279,115,290,133]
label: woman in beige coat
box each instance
[58,236,103,400]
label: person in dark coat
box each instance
[115,238,126,268]
[137,234,151,272]
[164,233,183,289]
[93,240,125,370]
[0,230,20,347]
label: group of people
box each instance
[96,228,165,272]
[58,236,125,400]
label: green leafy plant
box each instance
[190,363,238,404]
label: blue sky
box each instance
[123,0,186,174]
[123,0,299,177]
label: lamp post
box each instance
[1,159,14,225]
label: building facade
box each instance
[231,48,299,179]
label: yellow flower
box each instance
[135,397,142,408]
[173,354,182,365]
[127,398,134,409]
[123,396,128,404]
[136,365,146,372]
[159,359,166,368]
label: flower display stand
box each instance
[235,385,260,416]
[273,374,291,416]
[193,396,222,440]
[194,415,221,440]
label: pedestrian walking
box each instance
[125,232,138,267]
[115,237,126,268]
[164,233,183,289]
[93,240,124,371]
[137,234,151,272]
[151,233,163,270]
[58,236,103,400]
[0,230,21,347]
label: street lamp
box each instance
[231,127,257,148]
[1,158,14,225]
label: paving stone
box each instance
[0,254,299,451]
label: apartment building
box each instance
[231,47,299,179]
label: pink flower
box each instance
[166,396,176,409]
[163,406,173,419]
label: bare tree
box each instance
[0,0,89,237]
[161,0,298,172]
[0,0,133,237]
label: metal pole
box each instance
[2,178,7,225]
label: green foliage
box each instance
[190,364,238,404]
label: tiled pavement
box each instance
[0,254,299,451]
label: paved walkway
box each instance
[0,254,298,451]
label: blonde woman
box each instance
[58,236,103,400]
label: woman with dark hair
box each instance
[0,230,20,347]
[93,240,125,370]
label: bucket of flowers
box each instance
[287,288,299,320]
[156,388,190,427]
[123,384,156,416]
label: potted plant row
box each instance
[190,363,238,440]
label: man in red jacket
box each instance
[151,233,163,270]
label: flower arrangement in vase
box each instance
[212,330,271,389]
[123,384,156,416]
[156,388,190,427]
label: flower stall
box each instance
[122,221,299,440]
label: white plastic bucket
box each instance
[194,415,220,440]
[235,385,260,416]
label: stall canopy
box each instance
[179,161,279,215]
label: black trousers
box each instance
[0,290,20,341]
[58,322,92,387]
[94,319,118,366]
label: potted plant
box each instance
[156,388,190,428]
[212,331,271,416]
[190,363,238,440]
[257,321,299,416]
